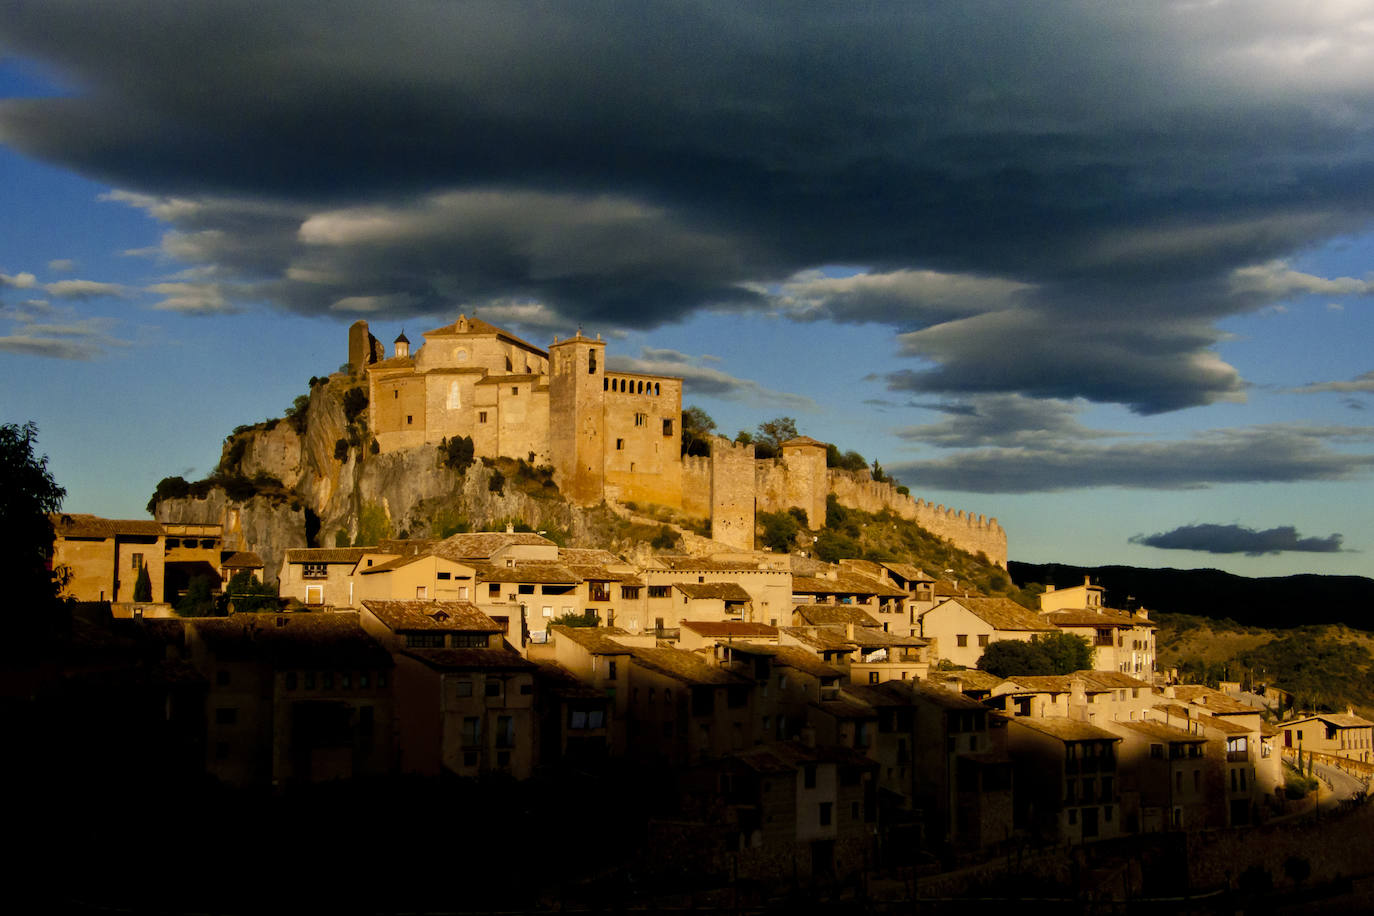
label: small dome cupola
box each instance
[394,330,411,359]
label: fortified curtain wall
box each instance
[752,459,1007,567]
[826,470,1007,567]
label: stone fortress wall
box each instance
[349,317,1006,566]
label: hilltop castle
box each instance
[349,316,1007,564]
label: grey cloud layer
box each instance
[889,423,1374,493]
[6,4,1374,408]
[606,349,816,411]
[1130,524,1345,556]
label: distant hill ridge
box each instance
[1010,561,1374,631]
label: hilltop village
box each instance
[35,316,1374,902]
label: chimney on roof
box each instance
[1083,575,1091,587]
[846,622,855,640]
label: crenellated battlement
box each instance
[826,469,1007,565]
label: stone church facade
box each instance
[352,316,683,510]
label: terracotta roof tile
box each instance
[793,604,881,628]
[675,582,753,601]
[1010,717,1122,743]
[944,597,1055,631]
[220,551,264,569]
[404,647,535,670]
[53,513,163,538]
[550,625,635,655]
[432,531,557,560]
[284,547,370,565]
[362,600,503,632]
[627,646,746,685]
[681,621,778,639]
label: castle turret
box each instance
[548,331,607,505]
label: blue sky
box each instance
[2,3,1372,579]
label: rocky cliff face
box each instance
[152,375,592,581]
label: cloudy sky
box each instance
[2,2,1372,578]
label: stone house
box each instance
[1007,717,1123,844]
[358,599,537,778]
[186,612,395,787]
[1100,719,1210,833]
[1282,711,1374,763]
[917,595,1056,668]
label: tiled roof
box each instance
[1289,712,1374,729]
[792,572,907,598]
[220,551,264,569]
[1000,675,1109,695]
[423,315,547,355]
[283,547,369,565]
[1171,686,1259,714]
[564,563,632,582]
[368,355,415,370]
[926,670,1005,691]
[471,560,579,584]
[1110,720,1207,743]
[1010,717,1122,743]
[675,582,753,601]
[550,625,635,655]
[534,661,608,699]
[933,579,985,598]
[780,436,827,448]
[628,646,745,685]
[52,513,163,538]
[763,645,844,679]
[881,562,934,584]
[557,548,626,566]
[793,604,882,628]
[1044,608,1156,629]
[681,621,778,639]
[362,600,503,632]
[1195,715,1251,736]
[404,647,536,670]
[946,597,1055,631]
[358,554,425,575]
[846,629,929,648]
[780,626,858,653]
[908,680,993,710]
[1073,670,1152,690]
[432,531,557,560]
[190,612,392,667]
[814,696,876,720]
[376,538,437,555]
[649,555,769,572]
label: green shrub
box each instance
[439,435,475,473]
[342,387,368,423]
[758,510,799,552]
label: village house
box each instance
[1007,717,1123,844]
[1281,711,1374,763]
[185,612,395,787]
[1100,719,1210,833]
[917,595,1056,668]
[358,599,537,777]
[640,554,794,631]
[838,559,936,636]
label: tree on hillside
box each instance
[681,406,716,457]
[754,417,798,459]
[757,510,800,552]
[1,422,67,618]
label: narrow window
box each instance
[478,411,488,423]
[663,418,674,436]
[406,415,412,425]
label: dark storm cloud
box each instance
[893,395,1118,449]
[889,424,1374,493]
[7,3,1374,407]
[1129,524,1345,556]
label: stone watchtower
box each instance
[780,436,828,531]
[548,332,607,505]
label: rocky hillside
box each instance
[148,374,600,580]
[147,371,1019,589]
